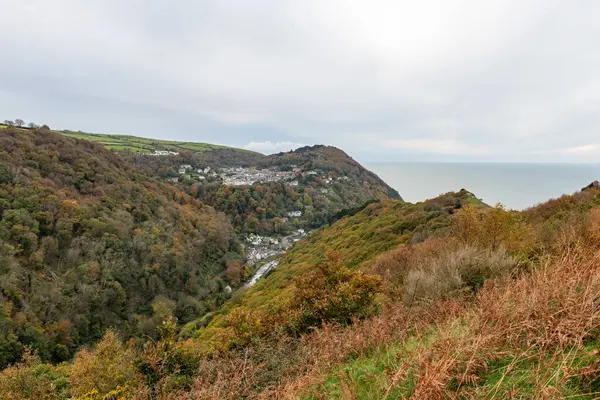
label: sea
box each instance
[365,163,600,211]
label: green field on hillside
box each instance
[58,130,255,154]
[0,124,256,155]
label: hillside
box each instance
[0,127,242,368]
[129,144,403,234]
[11,127,600,399]
[262,145,401,200]
[24,125,402,234]
[198,189,483,347]
[198,146,401,233]
[181,185,600,399]
[0,123,259,157]
[59,130,260,156]
[4,174,600,398]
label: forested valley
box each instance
[0,127,242,368]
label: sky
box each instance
[1,1,600,162]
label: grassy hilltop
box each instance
[59,130,255,154]
[0,123,256,155]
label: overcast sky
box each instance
[1,1,600,162]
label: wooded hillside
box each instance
[0,128,241,368]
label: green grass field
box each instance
[0,124,257,155]
[58,130,255,154]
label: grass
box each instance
[304,331,439,399]
[0,124,28,132]
[293,241,600,399]
[0,123,259,155]
[267,246,588,399]
[58,130,257,155]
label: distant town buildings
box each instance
[148,150,179,156]
[178,164,193,174]
[219,167,297,186]
[169,163,339,189]
[245,230,308,267]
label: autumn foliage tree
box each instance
[0,127,240,367]
[289,251,382,334]
[453,203,534,254]
[225,259,242,286]
[69,330,139,399]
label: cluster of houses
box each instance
[242,229,308,287]
[245,230,307,266]
[175,165,217,179]
[216,166,336,188]
[171,163,344,190]
[245,259,279,288]
[148,150,179,156]
[218,167,298,186]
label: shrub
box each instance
[0,350,70,399]
[403,246,517,306]
[135,316,200,393]
[69,330,139,399]
[289,251,382,334]
[224,307,267,348]
[453,204,535,254]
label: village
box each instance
[244,229,307,267]
[148,150,180,156]
[242,228,308,287]
[171,162,350,189]
[218,166,299,186]
[174,162,341,186]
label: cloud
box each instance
[244,141,306,154]
[563,144,600,154]
[0,1,599,162]
[385,139,489,155]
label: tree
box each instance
[289,251,381,333]
[3,120,14,126]
[14,119,24,127]
[70,330,139,398]
[453,204,534,253]
[0,163,12,184]
[226,259,242,286]
[28,122,39,129]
